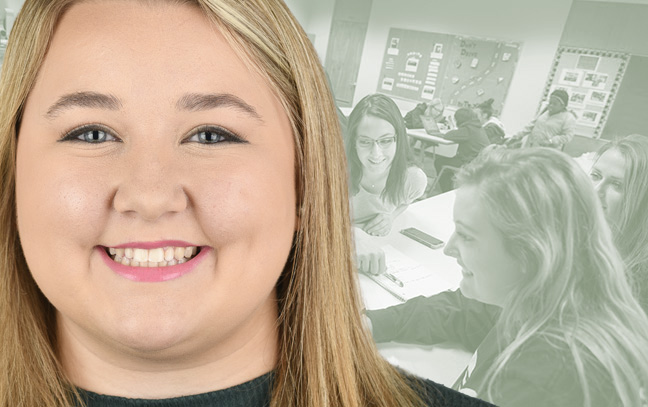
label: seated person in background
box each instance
[589,134,648,313]
[434,107,489,192]
[366,147,648,407]
[346,94,427,237]
[509,89,575,149]
[475,99,506,144]
[404,98,446,129]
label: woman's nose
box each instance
[112,153,188,221]
[369,142,383,156]
[593,179,607,199]
[443,232,458,258]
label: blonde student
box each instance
[589,134,648,313]
[0,1,494,406]
[367,147,648,407]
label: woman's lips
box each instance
[98,244,211,283]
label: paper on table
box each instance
[364,245,452,302]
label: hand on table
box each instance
[354,227,386,275]
[361,213,393,237]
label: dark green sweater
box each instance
[77,371,494,407]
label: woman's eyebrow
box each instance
[45,91,122,119]
[176,93,262,122]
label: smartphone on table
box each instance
[400,227,444,249]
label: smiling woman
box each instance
[0,1,492,407]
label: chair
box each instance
[428,165,461,195]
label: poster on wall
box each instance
[541,47,629,138]
[377,27,521,113]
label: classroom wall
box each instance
[351,0,573,134]
[560,1,648,56]
[285,0,336,63]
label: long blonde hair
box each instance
[0,1,425,406]
[455,147,648,406]
[594,134,648,312]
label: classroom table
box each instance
[357,190,473,386]
[407,128,458,160]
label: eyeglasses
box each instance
[356,136,396,150]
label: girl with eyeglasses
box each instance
[345,94,427,237]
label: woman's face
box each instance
[444,186,525,307]
[16,0,296,381]
[547,96,565,115]
[589,148,626,226]
[355,115,397,177]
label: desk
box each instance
[358,191,472,385]
[407,128,458,160]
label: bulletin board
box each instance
[377,27,521,112]
[541,47,629,139]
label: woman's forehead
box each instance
[26,0,286,127]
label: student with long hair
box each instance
[0,1,491,406]
[367,147,648,406]
[589,134,648,313]
[346,93,427,237]
[475,99,506,145]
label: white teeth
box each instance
[164,247,174,262]
[133,248,148,262]
[174,247,185,260]
[148,248,164,263]
[107,245,200,268]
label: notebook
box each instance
[363,245,451,302]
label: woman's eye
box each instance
[589,171,601,181]
[611,181,624,191]
[456,231,471,242]
[60,126,119,144]
[185,127,244,145]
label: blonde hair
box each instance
[455,147,648,406]
[594,134,648,312]
[0,1,425,406]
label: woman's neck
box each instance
[360,170,389,193]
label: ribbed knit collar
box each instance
[77,371,273,407]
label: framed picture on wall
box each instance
[582,72,608,90]
[578,110,601,127]
[558,69,583,86]
[569,90,587,109]
[586,90,609,107]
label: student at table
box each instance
[346,94,427,236]
[434,107,489,192]
[367,147,648,407]
[589,134,648,313]
[475,99,506,145]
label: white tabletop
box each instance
[407,128,455,145]
[357,191,472,385]
[407,129,459,158]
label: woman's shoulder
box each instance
[406,165,427,181]
[409,376,495,407]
